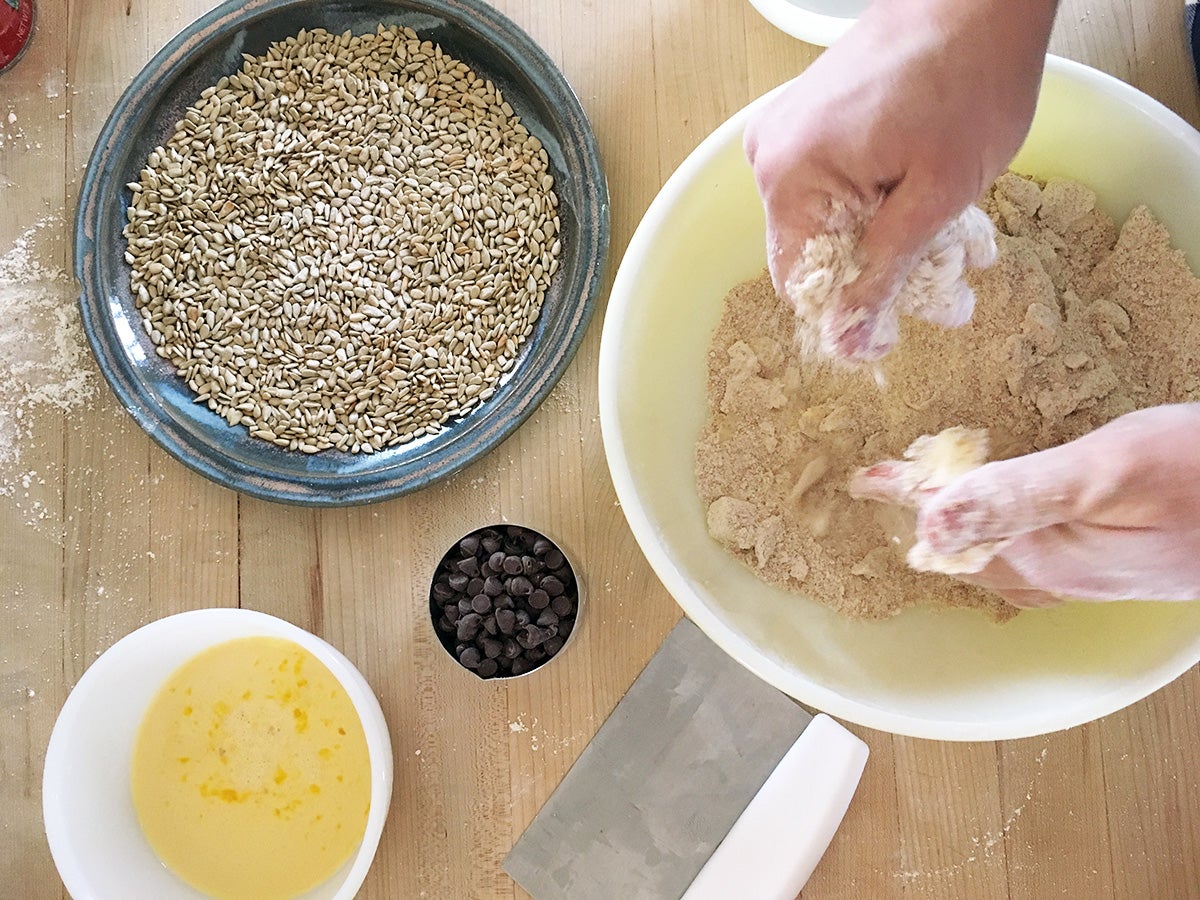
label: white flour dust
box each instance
[0,220,96,477]
[893,744,1050,883]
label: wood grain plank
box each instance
[61,0,158,651]
[892,738,1009,899]
[1053,0,1200,128]
[743,7,823,100]
[393,480,511,900]
[999,727,1114,898]
[1052,0,1138,82]
[0,0,71,891]
[1101,668,1200,898]
[650,0,752,173]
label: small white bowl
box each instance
[43,609,393,899]
[599,56,1200,741]
[745,0,865,47]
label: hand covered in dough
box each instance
[743,0,1057,361]
[852,405,1200,607]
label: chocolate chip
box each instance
[432,582,455,602]
[533,537,554,556]
[508,575,534,596]
[517,625,543,649]
[537,609,559,628]
[511,657,530,676]
[515,609,531,627]
[543,636,564,656]
[467,577,486,596]
[459,646,481,669]
[502,554,524,575]
[444,605,461,623]
[522,555,541,576]
[483,616,499,636]
[481,638,503,659]
[459,534,480,556]
[503,638,522,659]
[528,589,550,610]
[483,575,505,597]
[551,594,573,617]
[481,532,502,554]
[540,575,564,597]
[543,548,564,569]
[447,573,469,592]
[437,616,454,633]
[494,594,514,611]
[496,609,517,635]
[471,594,492,614]
[525,647,547,663]
[488,551,507,573]
[478,658,499,678]
[456,556,480,577]
[457,613,483,642]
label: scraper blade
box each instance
[504,617,866,899]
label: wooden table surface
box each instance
[3,1,1199,897]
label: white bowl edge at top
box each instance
[745,0,864,47]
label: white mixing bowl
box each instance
[599,55,1200,741]
[42,609,394,898]
[745,0,864,47]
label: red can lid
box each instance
[0,0,35,75]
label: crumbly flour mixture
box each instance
[785,202,997,361]
[696,173,1200,620]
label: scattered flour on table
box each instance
[697,173,1200,620]
[0,221,96,476]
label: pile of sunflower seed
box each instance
[123,25,561,454]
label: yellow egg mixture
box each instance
[131,637,371,900]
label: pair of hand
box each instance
[743,0,1200,604]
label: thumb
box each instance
[824,176,955,360]
[917,444,1093,555]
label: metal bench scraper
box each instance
[504,617,868,899]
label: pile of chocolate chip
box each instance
[431,525,579,678]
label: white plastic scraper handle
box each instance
[681,713,869,900]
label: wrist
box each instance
[867,0,1059,48]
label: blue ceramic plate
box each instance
[76,0,608,506]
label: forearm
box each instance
[863,0,1059,67]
